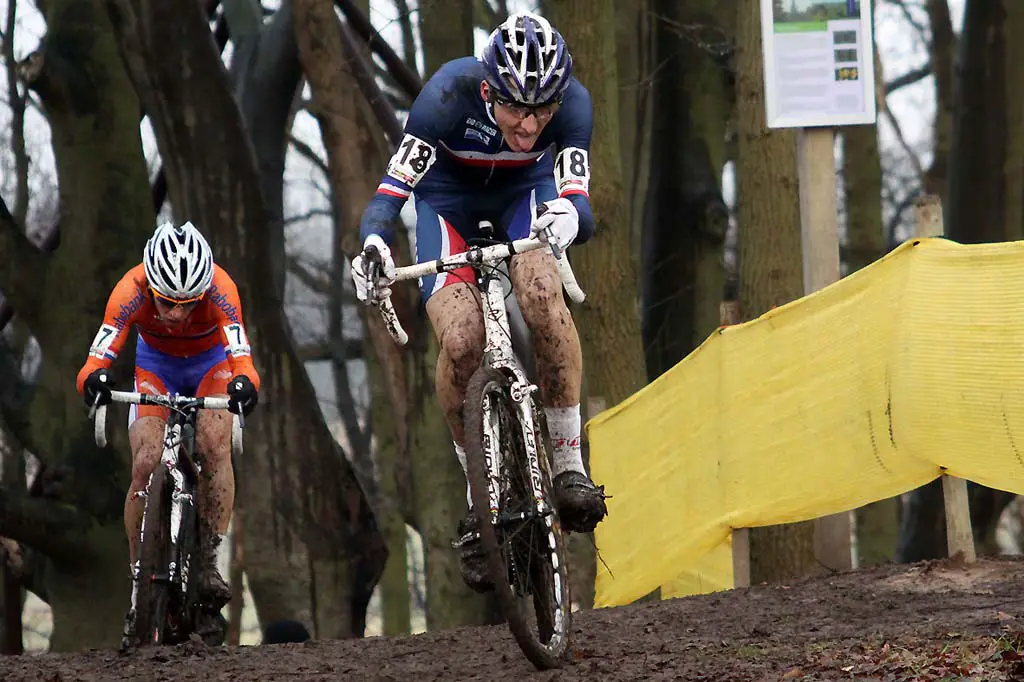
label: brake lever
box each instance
[533,203,566,260]
[362,244,383,306]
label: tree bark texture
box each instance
[735,0,817,584]
[106,0,386,638]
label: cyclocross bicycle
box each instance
[363,218,585,670]
[91,390,242,650]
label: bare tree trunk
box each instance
[1,0,28,653]
[546,0,648,609]
[842,0,898,567]
[615,0,653,257]
[419,0,472,75]
[735,0,816,583]
[946,0,1007,244]
[0,0,155,651]
[642,0,733,380]
[107,0,386,639]
[369,357,410,636]
[412,0,503,630]
[227,508,244,646]
[923,0,955,198]
[3,0,29,225]
[1002,1,1024,242]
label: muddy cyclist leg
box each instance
[427,282,485,447]
[126,415,169,564]
[194,361,237,603]
[195,403,233,558]
[509,248,586,476]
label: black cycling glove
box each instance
[83,368,113,407]
[227,375,258,416]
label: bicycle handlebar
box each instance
[364,235,585,346]
[91,390,243,460]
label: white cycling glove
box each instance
[531,198,579,251]
[350,234,397,303]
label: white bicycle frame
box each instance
[367,232,585,527]
[92,391,242,610]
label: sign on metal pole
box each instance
[759,0,876,129]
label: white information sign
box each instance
[760,0,877,128]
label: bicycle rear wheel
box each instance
[134,465,171,646]
[463,366,572,670]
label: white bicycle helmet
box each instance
[143,221,214,301]
[481,13,573,106]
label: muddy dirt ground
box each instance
[5,556,1024,681]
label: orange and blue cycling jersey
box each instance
[76,264,260,421]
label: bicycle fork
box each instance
[478,272,554,526]
[128,421,196,613]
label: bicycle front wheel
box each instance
[134,466,171,646]
[463,366,572,670]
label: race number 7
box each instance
[89,324,120,359]
[222,323,251,356]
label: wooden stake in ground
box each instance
[913,194,975,564]
[798,126,854,573]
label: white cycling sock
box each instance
[213,533,230,572]
[545,404,586,477]
[454,441,472,508]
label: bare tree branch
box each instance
[288,134,330,175]
[885,63,931,95]
[0,490,93,568]
[891,0,930,48]
[476,0,498,30]
[333,0,422,98]
[284,207,333,225]
[0,195,47,325]
[393,0,420,76]
[4,0,30,225]
[286,252,331,295]
[334,13,404,146]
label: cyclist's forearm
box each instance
[359,191,408,245]
[565,193,595,244]
[227,357,261,392]
[75,357,112,394]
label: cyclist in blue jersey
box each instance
[352,12,607,592]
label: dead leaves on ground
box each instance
[798,630,1024,681]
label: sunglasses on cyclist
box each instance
[489,94,561,122]
[150,288,204,310]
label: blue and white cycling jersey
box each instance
[359,56,596,250]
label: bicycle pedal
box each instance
[451,531,480,549]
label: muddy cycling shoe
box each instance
[454,512,492,593]
[198,565,232,610]
[195,610,228,646]
[120,608,139,651]
[552,471,609,533]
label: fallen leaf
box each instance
[783,667,803,678]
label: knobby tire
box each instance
[463,366,572,670]
[134,465,170,646]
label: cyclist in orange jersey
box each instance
[76,220,259,616]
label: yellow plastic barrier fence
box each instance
[588,237,1024,607]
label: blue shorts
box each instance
[130,337,231,426]
[413,177,557,302]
